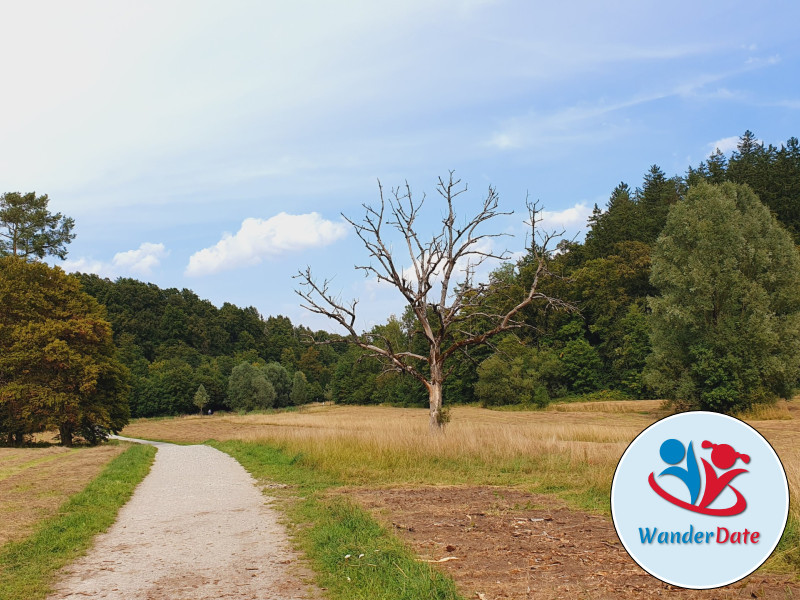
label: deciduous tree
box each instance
[290,371,308,405]
[0,257,129,445]
[194,384,210,415]
[296,172,572,431]
[645,182,800,412]
[227,362,276,412]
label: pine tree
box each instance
[635,165,680,245]
[706,148,728,184]
[0,192,75,259]
[584,182,638,258]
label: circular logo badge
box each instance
[611,411,789,589]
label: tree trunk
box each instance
[428,381,444,432]
[428,356,444,433]
[59,423,74,447]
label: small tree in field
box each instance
[645,182,800,413]
[296,172,571,431]
[193,384,210,415]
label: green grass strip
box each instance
[212,440,464,600]
[0,444,157,600]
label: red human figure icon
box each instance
[698,441,750,511]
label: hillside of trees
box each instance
[75,274,345,417]
[71,131,800,418]
[322,130,800,411]
[3,130,800,444]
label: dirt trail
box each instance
[48,438,316,600]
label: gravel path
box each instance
[48,439,316,600]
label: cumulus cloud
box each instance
[708,134,765,156]
[112,243,169,275]
[62,257,110,276]
[63,242,168,277]
[186,212,348,276]
[707,136,741,155]
[539,202,593,231]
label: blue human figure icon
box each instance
[658,439,701,505]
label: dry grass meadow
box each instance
[122,399,800,518]
[0,444,126,547]
[2,399,793,600]
[122,399,800,589]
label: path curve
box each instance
[48,438,315,600]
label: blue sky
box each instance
[2,1,799,332]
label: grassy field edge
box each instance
[212,439,465,600]
[0,443,157,600]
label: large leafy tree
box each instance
[226,362,276,412]
[0,257,129,445]
[262,362,292,407]
[645,182,800,413]
[0,192,75,259]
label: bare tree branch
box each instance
[295,173,576,430]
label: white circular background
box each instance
[611,411,789,589]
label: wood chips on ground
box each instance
[348,486,800,600]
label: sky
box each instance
[2,0,799,332]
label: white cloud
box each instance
[186,212,348,276]
[487,133,520,150]
[484,59,774,155]
[707,134,762,156]
[62,257,110,277]
[540,202,594,231]
[63,242,168,278]
[707,136,740,154]
[484,91,667,153]
[112,242,169,275]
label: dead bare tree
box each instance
[295,172,573,432]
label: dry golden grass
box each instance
[736,402,794,421]
[124,400,800,515]
[123,400,800,577]
[123,404,656,510]
[0,444,125,546]
[547,399,664,413]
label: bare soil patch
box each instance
[0,444,125,546]
[348,486,800,600]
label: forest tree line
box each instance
[2,130,799,444]
[76,130,800,417]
